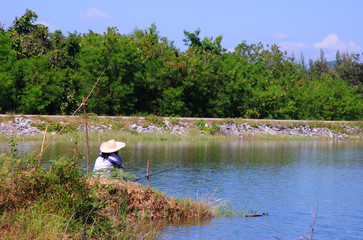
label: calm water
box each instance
[1,139,362,239]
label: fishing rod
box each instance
[133,165,180,182]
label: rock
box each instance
[0,117,361,139]
[258,125,278,135]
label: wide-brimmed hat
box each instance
[100,140,126,153]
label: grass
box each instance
[0,149,225,239]
[1,204,69,239]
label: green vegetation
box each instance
[144,114,166,128]
[0,142,223,239]
[0,9,362,120]
[195,120,221,135]
[32,121,78,133]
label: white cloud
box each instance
[275,33,309,57]
[277,34,362,61]
[272,33,289,41]
[80,8,111,22]
[311,34,362,61]
[313,34,361,52]
[279,41,309,53]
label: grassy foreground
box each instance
[0,153,220,239]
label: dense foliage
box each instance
[1,10,362,120]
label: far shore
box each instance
[0,114,360,124]
[1,114,362,140]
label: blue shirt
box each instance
[93,153,123,177]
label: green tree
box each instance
[8,9,50,59]
[183,28,225,53]
[295,75,362,120]
[0,30,18,112]
[333,50,363,94]
[49,31,81,69]
[1,9,362,120]
[308,49,330,80]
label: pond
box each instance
[1,139,362,239]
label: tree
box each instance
[333,50,363,94]
[8,9,50,59]
[308,49,330,80]
[49,31,81,69]
[1,10,362,120]
[295,75,362,120]
[183,29,225,54]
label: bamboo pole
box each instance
[73,141,78,165]
[83,96,90,175]
[39,124,49,166]
[147,160,150,186]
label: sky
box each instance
[1,0,362,62]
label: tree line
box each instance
[0,10,362,120]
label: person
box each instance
[93,139,126,178]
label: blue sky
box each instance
[1,0,362,61]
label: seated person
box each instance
[93,139,125,178]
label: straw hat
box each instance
[100,140,126,153]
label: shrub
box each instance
[195,120,220,135]
[32,121,77,133]
[0,155,93,218]
[195,119,206,128]
[145,114,166,127]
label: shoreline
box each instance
[0,115,362,140]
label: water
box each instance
[1,139,362,239]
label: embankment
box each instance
[0,115,362,140]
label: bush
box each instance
[195,120,220,135]
[0,155,93,217]
[32,121,77,133]
[145,114,165,126]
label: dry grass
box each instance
[88,178,216,221]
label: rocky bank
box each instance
[1,117,362,140]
